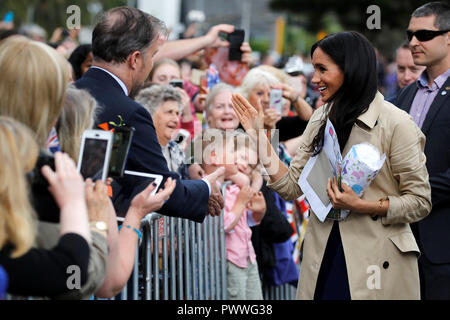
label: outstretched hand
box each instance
[231,93,264,140]
[204,167,226,216]
[130,177,177,219]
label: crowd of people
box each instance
[0,1,448,300]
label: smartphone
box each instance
[169,79,184,89]
[227,29,245,61]
[114,170,163,220]
[269,89,283,114]
[27,152,60,223]
[108,126,135,178]
[174,128,190,145]
[77,129,113,181]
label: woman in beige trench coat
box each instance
[231,31,431,300]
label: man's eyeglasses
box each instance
[406,29,449,42]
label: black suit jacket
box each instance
[75,68,208,222]
[394,76,450,264]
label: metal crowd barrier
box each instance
[263,284,296,300]
[111,181,298,301]
[113,212,227,300]
[4,182,297,301]
[114,213,296,301]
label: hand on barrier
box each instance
[231,93,264,140]
[130,177,176,218]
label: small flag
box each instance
[206,64,221,89]
[46,127,61,154]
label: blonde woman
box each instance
[0,117,91,296]
[56,86,99,161]
[0,36,109,299]
[0,36,68,147]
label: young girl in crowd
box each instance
[197,129,266,299]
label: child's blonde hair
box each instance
[57,86,99,162]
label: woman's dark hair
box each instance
[309,31,378,155]
[68,44,92,80]
[92,6,167,64]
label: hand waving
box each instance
[231,93,264,140]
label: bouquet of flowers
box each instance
[327,143,386,221]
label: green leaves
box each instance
[109,115,125,127]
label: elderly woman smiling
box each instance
[135,85,188,179]
[205,83,240,130]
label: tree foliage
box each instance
[1,0,126,38]
[269,0,431,57]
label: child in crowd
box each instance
[198,129,266,300]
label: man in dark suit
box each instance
[394,2,450,299]
[76,7,226,223]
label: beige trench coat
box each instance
[268,92,432,300]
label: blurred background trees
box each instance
[270,0,430,57]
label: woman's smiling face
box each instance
[311,47,345,102]
[153,100,180,146]
[207,90,240,130]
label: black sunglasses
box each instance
[406,29,449,42]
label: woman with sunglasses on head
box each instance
[232,31,432,300]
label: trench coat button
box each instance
[371,215,379,221]
[383,261,389,269]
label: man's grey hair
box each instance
[412,2,450,30]
[92,6,168,63]
[135,84,183,116]
[205,83,236,113]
